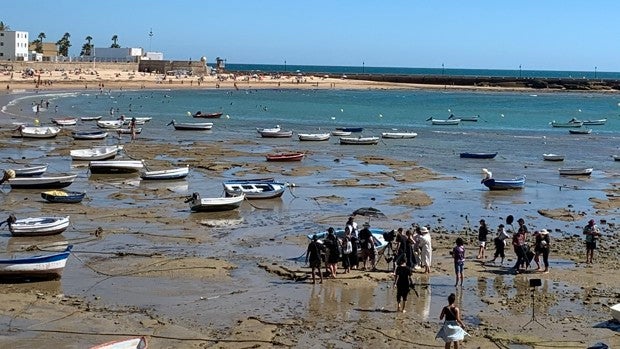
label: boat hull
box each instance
[308,228,388,257]
[381,132,417,139]
[543,154,565,161]
[189,193,245,212]
[12,164,48,177]
[72,131,108,140]
[223,182,286,199]
[266,153,304,161]
[298,133,331,141]
[460,152,498,159]
[7,175,77,189]
[140,166,189,180]
[9,216,70,236]
[611,303,620,322]
[559,168,593,176]
[90,336,147,349]
[41,190,86,203]
[0,245,72,280]
[482,177,526,190]
[339,137,379,145]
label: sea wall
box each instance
[1,61,138,72]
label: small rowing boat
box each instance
[4,174,77,189]
[52,117,78,126]
[90,336,147,349]
[80,115,103,121]
[298,133,331,141]
[186,192,245,212]
[4,215,70,236]
[460,152,498,159]
[449,114,479,122]
[339,136,380,145]
[543,153,565,161]
[70,145,123,161]
[265,152,305,161]
[381,132,417,139]
[223,180,287,199]
[430,118,460,125]
[260,129,293,138]
[336,127,363,133]
[11,163,48,177]
[14,126,61,138]
[140,165,189,180]
[568,128,592,135]
[72,130,108,140]
[41,190,86,203]
[168,120,213,130]
[481,175,526,190]
[558,167,593,176]
[0,244,72,280]
[192,111,223,118]
[89,160,144,174]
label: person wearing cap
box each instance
[358,222,377,270]
[418,226,433,274]
[583,219,600,264]
[533,229,551,273]
[476,219,489,260]
[306,234,324,284]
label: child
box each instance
[452,237,465,287]
[436,293,469,349]
[393,259,412,313]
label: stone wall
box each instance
[0,61,138,72]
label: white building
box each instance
[91,47,143,62]
[142,51,164,60]
[0,31,29,61]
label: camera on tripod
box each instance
[529,278,542,287]
[383,230,396,243]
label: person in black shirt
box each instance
[477,219,489,260]
[358,222,377,270]
[306,235,324,284]
[393,259,412,313]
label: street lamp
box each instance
[441,63,445,75]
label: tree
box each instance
[56,32,71,57]
[33,32,46,53]
[80,35,93,56]
[0,21,10,31]
[110,34,120,48]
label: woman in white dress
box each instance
[419,226,432,274]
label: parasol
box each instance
[352,207,386,224]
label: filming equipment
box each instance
[383,230,396,243]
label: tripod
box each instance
[522,285,546,329]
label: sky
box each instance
[3,0,620,72]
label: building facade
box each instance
[0,31,29,61]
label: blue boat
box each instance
[41,190,86,203]
[460,152,498,159]
[0,245,72,280]
[336,127,363,133]
[481,176,526,190]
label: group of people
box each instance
[388,225,433,274]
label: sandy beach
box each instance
[0,66,618,349]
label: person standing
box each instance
[130,117,137,141]
[452,237,465,287]
[358,222,376,270]
[306,235,324,284]
[533,229,551,273]
[583,219,600,264]
[491,224,510,265]
[341,232,353,274]
[345,216,358,238]
[436,293,468,349]
[419,226,433,274]
[476,219,489,260]
[324,228,340,278]
[511,228,526,274]
[516,218,530,270]
[393,259,412,313]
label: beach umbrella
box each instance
[352,207,386,224]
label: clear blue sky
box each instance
[3,0,619,71]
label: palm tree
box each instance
[34,32,46,53]
[81,36,93,56]
[110,35,120,48]
[56,32,71,57]
[0,21,10,31]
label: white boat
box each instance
[0,245,72,280]
[4,174,77,189]
[90,336,147,349]
[72,130,108,140]
[89,160,144,174]
[381,132,418,139]
[257,125,281,133]
[14,126,61,138]
[52,117,78,126]
[449,114,479,122]
[582,118,607,125]
[97,120,124,129]
[543,153,565,161]
[11,163,48,176]
[80,115,103,121]
[430,118,460,125]
[298,133,331,141]
[70,145,123,161]
[260,129,293,138]
[187,192,245,212]
[121,117,152,125]
[168,120,213,130]
[611,303,620,322]
[550,120,583,128]
[5,215,70,236]
[331,130,351,136]
[116,127,142,135]
[223,180,287,199]
[140,165,189,180]
[339,136,380,145]
[558,167,593,176]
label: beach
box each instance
[0,66,619,349]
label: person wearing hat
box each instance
[476,219,489,260]
[306,234,324,284]
[358,222,377,270]
[583,219,600,264]
[533,229,551,273]
[418,226,433,274]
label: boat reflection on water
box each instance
[7,235,69,253]
[191,211,244,228]
[139,179,189,194]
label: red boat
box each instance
[265,152,305,161]
[193,111,223,118]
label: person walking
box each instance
[476,219,489,260]
[452,237,465,287]
[306,235,324,284]
[341,232,353,273]
[533,229,551,273]
[393,259,412,313]
[511,228,526,274]
[358,222,377,270]
[419,226,433,274]
[436,293,468,349]
[583,219,600,264]
[490,224,510,265]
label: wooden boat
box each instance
[0,244,72,280]
[89,160,144,174]
[307,228,388,257]
[225,177,276,183]
[97,120,124,129]
[568,128,592,134]
[52,117,78,126]
[140,165,189,180]
[298,133,331,141]
[14,126,61,138]
[121,117,152,125]
[331,130,352,136]
[70,145,123,161]
[543,153,565,161]
[460,152,498,159]
[72,130,108,140]
[339,136,380,145]
[558,167,593,176]
[4,215,70,236]
[116,127,143,135]
[187,192,245,212]
[41,190,86,203]
[481,176,526,190]
[168,120,213,130]
[4,174,77,189]
[611,303,620,322]
[90,336,147,349]
[260,129,293,138]
[336,127,363,133]
[430,118,460,125]
[550,120,583,128]
[582,118,607,125]
[223,180,287,199]
[11,163,48,177]
[266,152,305,161]
[449,114,478,122]
[193,111,223,118]
[381,132,418,139]
[80,115,103,121]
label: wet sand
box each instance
[0,77,619,348]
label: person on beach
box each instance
[511,227,527,274]
[476,219,489,260]
[583,219,600,264]
[412,226,423,269]
[419,226,432,274]
[436,293,468,349]
[516,218,531,269]
[533,229,551,273]
[130,117,137,141]
[345,216,358,238]
[490,224,510,265]
[394,227,407,265]
[393,258,412,313]
[451,237,465,287]
[324,228,341,278]
[306,235,323,284]
[341,232,353,273]
[358,222,376,270]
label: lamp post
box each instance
[362,61,365,73]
